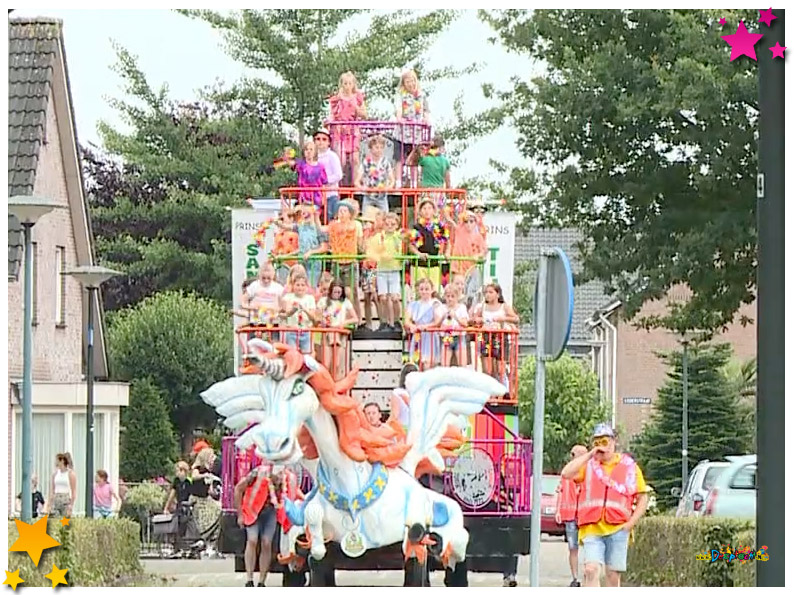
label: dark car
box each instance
[540,474,565,536]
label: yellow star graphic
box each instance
[318,483,326,495]
[3,570,24,591]
[59,518,70,527]
[328,491,338,503]
[350,498,360,511]
[9,516,61,567]
[44,564,68,588]
[364,488,374,503]
[374,477,386,490]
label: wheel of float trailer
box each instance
[444,559,468,587]
[308,554,336,587]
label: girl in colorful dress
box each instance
[272,208,300,285]
[282,141,328,208]
[393,69,430,187]
[329,71,367,180]
[280,272,318,354]
[447,208,487,299]
[405,277,441,369]
[318,279,358,377]
[283,203,328,288]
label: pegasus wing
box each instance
[200,375,269,450]
[400,367,506,477]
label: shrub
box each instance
[7,517,142,586]
[119,482,168,522]
[733,529,756,587]
[626,516,754,587]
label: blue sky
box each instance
[13,9,537,182]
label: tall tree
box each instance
[107,291,233,449]
[518,353,610,472]
[120,378,179,482]
[631,343,755,510]
[482,9,758,333]
[85,47,291,310]
[179,9,467,144]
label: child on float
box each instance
[275,203,328,288]
[241,261,284,331]
[280,272,318,354]
[323,200,363,319]
[328,71,367,182]
[393,69,430,187]
[359,208,384,331]
[373,211,404,332]
[434,284,469,368]
[447,207,487,299]
[408,134,451,211]
[279,140,328,209]
[318,278,358,377]
[355,134,394,213]
[272,208,300,285]
[408,197,450,297]
[314,272,334,359]
[471,282,520,385]
[313,127,343,223]
[405,277,441,369]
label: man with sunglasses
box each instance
[561,424,650,588]
[556,444,588,587]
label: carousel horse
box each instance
[201,339,506,586]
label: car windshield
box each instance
[542,476,560,494]
[702,466,727,491]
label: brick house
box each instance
[7,18,128,516]
[588,289,757,440]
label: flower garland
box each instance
[588,454,638,496]
[254,218,275,249]
[401,89,423,120]
[364,155,387,188]
[410,217,449,249]
[323,301,343,327]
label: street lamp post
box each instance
[64,265,121,517]
[9,196,58,522]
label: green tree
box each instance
[512,260,536,323]
[482,9,758,333]
[108,291,233,448]
[518,353,610,472]
[85,46,291,310]
[631,343,754,511]
[120,378,179,482]
[180,9,466,145]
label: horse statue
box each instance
[201,339,506,586]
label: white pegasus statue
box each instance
[201,339,505,586]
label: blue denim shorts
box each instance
[583,528,629,571]
[284,331,312,353]
[564,520,579,551]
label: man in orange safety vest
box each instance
[561,424,650,588]
[556,444,588,587]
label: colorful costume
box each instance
[329,91,365,155]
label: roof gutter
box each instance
[598,312,618,428]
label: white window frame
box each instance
[55,246,66,326]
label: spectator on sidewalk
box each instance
[556,444,588,587]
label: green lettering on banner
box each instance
[246,242,260,278]
[246,243,259,257]
[488,246,500,278]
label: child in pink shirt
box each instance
[329,71,367,179]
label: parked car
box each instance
[672,460,730,517]
[540,474,565,536]
[701,455,756,520]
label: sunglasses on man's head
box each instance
[592,437,611,447]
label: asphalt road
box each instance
[142,536,576,587]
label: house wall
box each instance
[614,290,757,439]
[7,87,85,384]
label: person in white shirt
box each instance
[314,128,343,223]
[280,273,318,353]
[242,261,284,327]
[434,285,469,367]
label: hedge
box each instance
[7,517,143,587]
[626,516,756,587]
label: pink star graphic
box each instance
[758,8,777,27]
[719,18,726,26]
[769,41,786,59]
[721,20,764,62]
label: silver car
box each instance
[672,460,729,517]
[701,455,756,520]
